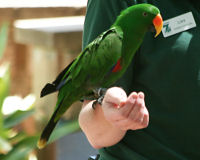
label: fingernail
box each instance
[119,101,125,108]
[111,103,119,108]
[139,92,144,98]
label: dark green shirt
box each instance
[83,0,200,159]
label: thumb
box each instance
[103,87,127,108]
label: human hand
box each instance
[102,87,149,131]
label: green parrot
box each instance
[37,3,163,149]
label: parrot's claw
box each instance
[92,96,104,109]
[92,101,98,109]
[92,88,107,110]
[93,88,107,98]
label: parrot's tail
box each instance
[37,100,63,149]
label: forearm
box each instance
[79,100,126,149]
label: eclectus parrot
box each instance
[37,3,163,149]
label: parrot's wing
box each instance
[40,27,123,97]
[61,26,123,91]
[40,60,75,97]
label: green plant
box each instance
[0,23,80,160]
[0,57,37,160]
[0,23,38,160]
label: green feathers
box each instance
[37,4,163,149]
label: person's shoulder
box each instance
[87,0,136,8]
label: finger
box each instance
[119,92,138,111]
[115,92,138,120]
[117,110,148,131]
[141,112,149,128]
[118,109,144,130]
[114,116,143,131]
[113,105,144,130]
[138,92,145,99]
[116,95,148,130]
[126,95,144,121]
[129,106,149,130]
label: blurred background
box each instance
[0,0,98,160]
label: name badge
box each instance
[162,12,196,38]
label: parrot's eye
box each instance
[143,12,148,17]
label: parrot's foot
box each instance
[92,88,107,109]
[92,96,104,109]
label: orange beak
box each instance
[153,14,163,37]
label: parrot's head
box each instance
[115,3,163,38]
